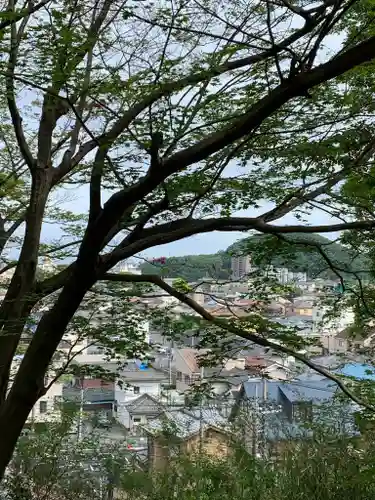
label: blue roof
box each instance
[338,364,375,380]
[243,377,337,405]
[263,409,359,441]
[242,377,359,442]
[278,384,333,403]
[263,413,312,441]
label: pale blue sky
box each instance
[44,184,337,259]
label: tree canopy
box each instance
[1,0,375,479]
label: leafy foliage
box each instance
[0,0,375,479]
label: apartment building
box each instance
[231,255,252,280]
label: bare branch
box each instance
[6,0,35,170]
[69,7,332,168]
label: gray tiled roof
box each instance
[144,407,229,439]
[278,384,333,403]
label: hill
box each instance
[140,252,232,282]
[140,233,370,282]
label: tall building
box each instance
[231,255,252,280]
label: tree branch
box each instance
[161,35,375,173]
[0,0,51,32]
[6,0,35,170]
[102,272,374,412]
[68,6,331,169]
[103,216,375,270]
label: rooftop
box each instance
[242,376,337,405]
[144,407,229,439]
[175,348,209,373]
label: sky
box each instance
[42,183,338,260]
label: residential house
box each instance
[245,356,293,381]
[120,393,165,432]
[209,300,262,319]
[315,307,356,354]
[173,348,207,390]
[62,378,115,420]
[28,379,63,424]
[172,348,251,393]
[11,356,63,424]
[63,361,169,427]
[144,408,232,470]
[323,326,375,354]
[266,297,292,316]
[290,299,315,317]
[231,376,358,458]
[115,362,170,427]
[200,365,250,411]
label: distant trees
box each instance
[140,253,231,281]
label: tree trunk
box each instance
[0,299,38,405]
[0,168,51,400]
[0,270,93,480]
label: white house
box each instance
[114,362,169,429]
[313,305,355,353]
[10,356,61,423]
[28,380,63,423]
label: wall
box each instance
[148,436,170,471]
[27,381,63,423]
[174,350,194,377]
[224,358,245,370]
[264,366,290,381]
[320,334,348,354]
[313,306,355,335]
[183,429,231,459]
[210,381,231,395]
[149,429,231,470]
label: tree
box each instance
[2,406,139,500]
[1,0,375,479]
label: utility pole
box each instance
[199,365,204,454]
[77,375,84,441]
[253,383,259,457]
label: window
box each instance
[133,386,140,394]
[184,375,191,384]
[39,401,48,414]
[338,339,344,347]
[176,371,182,381]
[133,417,141,423]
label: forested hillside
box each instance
[140,234,370,281]
[140,252,232,281]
